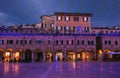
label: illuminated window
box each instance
[65,16,70,21]
[64,26,70,31]
[66,40,74,45]
[56,26,62,31]
[84,27,89,32]
[74,26,82,33]
[50,23,54,28]
[57,16,62,21]
[83,17,88,22]
[42,23,46,27]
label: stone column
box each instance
[53,52,56,62]
[75,52,77,62]
[32,52,34,62]
[43,52,46,62]
[63,52,66,61]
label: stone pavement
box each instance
[0,62,120,78]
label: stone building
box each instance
[0,12,120,62]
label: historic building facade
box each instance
[0,12,120,62]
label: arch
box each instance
[15,48,23,61]
[76,48,85,61]
[35,49,43,61]
[55,49,63,61]
[66,50,75,61]
[24,49,32,62]
[7,48,14,52]
[77,48,85,52]
[97,49,103,61]
[5,48,14,62]
[86,48,95,61]
[45,50,53,61]
[104,49,112,59]
[0,48,4,61]
[104,49,111,53]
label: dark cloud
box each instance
[0,0,120,27]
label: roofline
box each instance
[54,12,92,16]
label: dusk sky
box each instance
[0,0,120,27]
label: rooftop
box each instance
[54,12,92,16]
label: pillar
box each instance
[53,52,56,62]
[75,52,77,62]
[63,52,66,61]
[32,52,34,62]
[43,52,46,62]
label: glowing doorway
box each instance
[67,52,75,61]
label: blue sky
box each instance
[0,0,120,27]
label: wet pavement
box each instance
[0,62,120,78]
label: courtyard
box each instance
[0,62,120,78]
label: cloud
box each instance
[0,12,6,17]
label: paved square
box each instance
[0,62,120,78]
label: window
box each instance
[24,40,27,44]
[16,40,23,45]
[64,26,70,31]
[35,40,41,45]
[84,27,89,32]
[71,40,74,45]
[61,40,63,45]
[42,23,46,27]
[56,40,58,45]
[2,40,4,44]
[20,40,23,44]
[115,41,118,45]
[108,40,111,45]
[88,41,90,45]
[16,40,18,45]
[88,40,94,45]
[74,27,82,33]
[66,40,74,45]
[7,40,13,45]
[106,31,108,34]
[105,40,111,45]
[30,30,33,33]
[83,17,88,22]
[66,40,69,45]
[57,16,62,21]
[77,40,84,45]
[48,40,50,45]
[77,40,80,45]
[91,41,94,45]
[105,40,107,45]
[0,40,4,45]
[56,26,62,31]
[65,16,70,21]
[81,40,84,45]
[74,16,79,21]
[29,40,32,45]
[50,23,54,28]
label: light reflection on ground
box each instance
[0,62,120,78]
